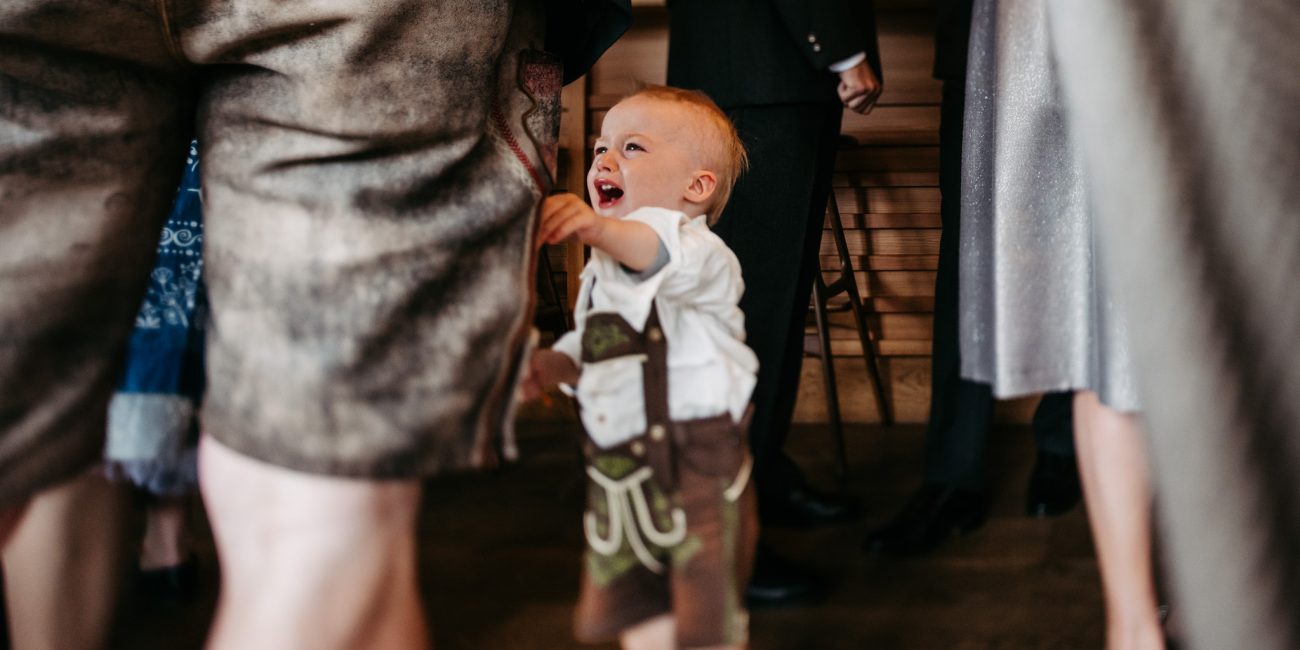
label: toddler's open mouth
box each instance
[594,180,624,208]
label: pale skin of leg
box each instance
[0,503,27,547]
[1073,390,1164,650]
[2,473,134,650]
[199,435,428,650]
[139,496,190,570]
[620,614,744,650]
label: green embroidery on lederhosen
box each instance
[667,532,703,566]
[584,455,694,587]
[591,455,638,480]
[583,319,632,359]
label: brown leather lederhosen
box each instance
[572,299,758,649]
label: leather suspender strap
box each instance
[639,301,677,491]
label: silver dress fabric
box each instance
[1048,0,1300,646]
[959,0,1140,411]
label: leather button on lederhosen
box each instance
[631,441,646,456]
[649,424,666,441]
[647,327,663,342]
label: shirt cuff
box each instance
[552,331,582,366]
[829,51,866,73]
[621,240,671,282]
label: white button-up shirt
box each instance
[553,207,759,449]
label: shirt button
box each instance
[807,33,817,43]
[812,43,822,53]
[596,414,606,423]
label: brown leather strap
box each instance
[573,295,678,491]
[639,302,677,491]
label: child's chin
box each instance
[597,204,628,218]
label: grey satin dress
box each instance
[958,0,1140,411]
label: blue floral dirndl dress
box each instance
[104,140,207,496]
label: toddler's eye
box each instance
[593,145,608,155]
[625,143,644,152]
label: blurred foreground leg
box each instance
[2,473,134,650]
[199,436,427,650]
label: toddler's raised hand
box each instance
[538,193,605,248]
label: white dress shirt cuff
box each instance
[829,51,867,73]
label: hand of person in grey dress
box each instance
[837,61,883,114]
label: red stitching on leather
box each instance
[491,101,547,194]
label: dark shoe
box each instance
[138,559,198,609]
[1024,451,1081,518]
[864,484,986,555]
[758,484,862,529]
[744,546,825,607]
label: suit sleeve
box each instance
[770,0,884,79]
[545,0,633,84]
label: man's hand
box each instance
[537,193,604,250]
[837,61,883,115]
[519,349,580,402]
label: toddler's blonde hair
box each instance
[625,85,748,225]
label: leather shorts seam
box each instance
[156,0,188,65]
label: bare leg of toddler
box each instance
[620,614,745,650]
[621,614,675,650]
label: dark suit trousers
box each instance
[924,79,1075,491]
[713,103,844,500]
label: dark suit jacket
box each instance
[933,0,973,80]
[547,0,633,84]
[666,0,882,108]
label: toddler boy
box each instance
[525,85,757,649]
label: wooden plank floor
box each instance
[114,419,1104,649]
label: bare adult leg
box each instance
[0,503,27,548]
[139,496,190,570]
[199,436,427,650]
[2,473,134,650]
[1073,390,1163,650]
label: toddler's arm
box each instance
[519,348,580,402]
[537,193,660,271]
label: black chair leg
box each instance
[825,193,892,426]
[812,278,850,477]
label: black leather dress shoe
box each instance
[758,484,862,529]
[864,484,986,555]
[744,546,825,607]
[1024,450,1082,517]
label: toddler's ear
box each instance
[684,170,719,205]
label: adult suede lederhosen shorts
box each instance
[574,416,759,649]
[0,0,564,507]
